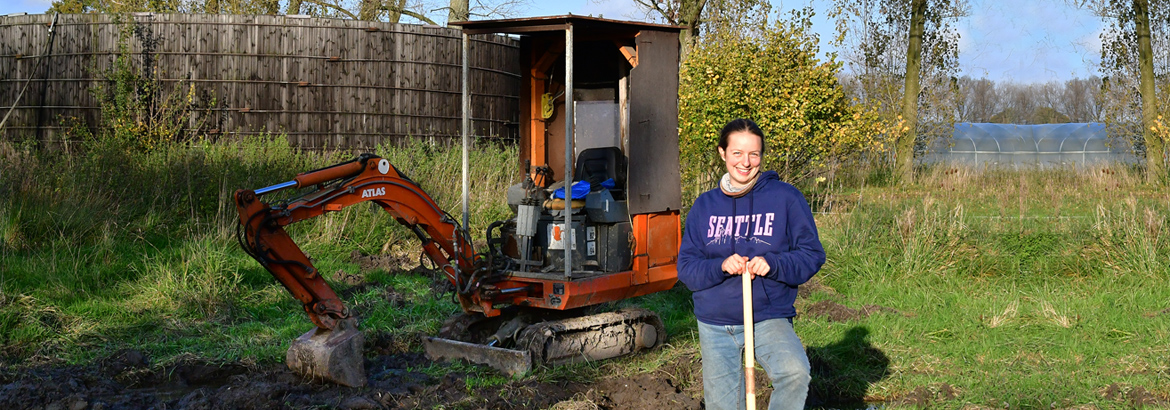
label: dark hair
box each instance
[718,118,766,154]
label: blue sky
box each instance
[0,0,1106,83]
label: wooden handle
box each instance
[743,272,755,410]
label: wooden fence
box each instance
[0,13,520,150]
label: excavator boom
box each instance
[234,154,480,386]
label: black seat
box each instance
[575,147,627,199]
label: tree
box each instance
[678,10,889,195]
[1079,0,1168,180]
[896,0,925,180]
[444,0,528,25]
[632,0,770,62]
[46,0,526,26]
[448,0,469,22]
[1061,76,1103,122]
[830,0,967,182]
[955,76,997,122]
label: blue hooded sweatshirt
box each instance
[677,170,826,326]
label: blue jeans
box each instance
[697,318,811,410]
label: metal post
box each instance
[563,23,574,279]
[460,32,471,263]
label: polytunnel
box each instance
[924,123,1135,166]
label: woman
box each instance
[677,118,826,410]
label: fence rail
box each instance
[0,13,521,150]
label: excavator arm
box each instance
[235,153,672,383]
[234,154,484,330]
[233,154,496,387]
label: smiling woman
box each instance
[678,118,827,410]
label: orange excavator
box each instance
[234,16,683,386]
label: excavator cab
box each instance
[234,16,683,385]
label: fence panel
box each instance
[0,13,520,150]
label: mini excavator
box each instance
[234,16,683,386]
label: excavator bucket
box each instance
[421,336,532,376]
[286,318,366,387]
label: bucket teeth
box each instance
[286,317,366,387]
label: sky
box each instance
[0,0,1107,84]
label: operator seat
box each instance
[574,147,627,200]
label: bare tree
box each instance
[1077,0,1168,179]
[1062,76,1103,122]
[831,0,967,181]
[632,0,770,62]
[956,76,997,122]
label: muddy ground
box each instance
[0,343,916,410]
[0,256,950,410]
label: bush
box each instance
[678,11,891,199]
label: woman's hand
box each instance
[722,254,748,276]
[725,255,771,279]
[746,256,770,278]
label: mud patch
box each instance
[798,276,838,299]
[801,300,908,322]
[1103,383,1167,407]
[334,269,365,286]
[350,249,418,274]
[0,349,443,410]
[395,373,584,409]
[1142,307,1170,318]
[887,384,959,407]
[579,354,702,410]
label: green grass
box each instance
[3,136,1170,409]
[790,164,1170,409]
[0,135,516,365]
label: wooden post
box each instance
[742,272,755,410]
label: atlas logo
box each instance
[360,187,386,198]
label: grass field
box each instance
[2,137,1169,409]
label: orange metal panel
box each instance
[491,265,677,311]
[647,211,680,268]
[631,214,649,275]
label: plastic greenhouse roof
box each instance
[926,122,1135,166]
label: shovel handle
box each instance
[743,272,755,409]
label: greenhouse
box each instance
[925,122,1136,166]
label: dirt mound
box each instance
[801,300,907,322]
[886,383,959,407]
[350,249,417,274]
[580,354,702,410]
[797,277,838,299]
[1102,383,1167,407]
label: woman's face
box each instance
[718,130,762,186]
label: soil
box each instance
[1102,383,1168,407]
[0,347,705,410]
[800,300,909,322]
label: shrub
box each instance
[678,11,891,198]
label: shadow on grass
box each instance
[807,326,889,408]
